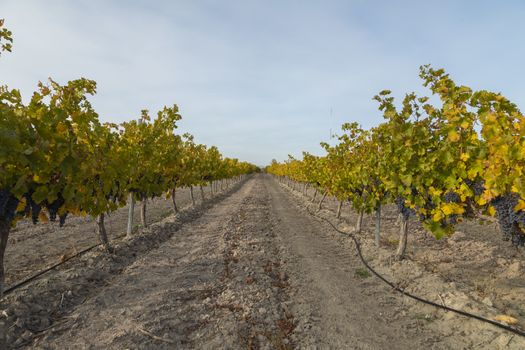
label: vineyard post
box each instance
[336,200,343,218]
[127,193,135,237]
[171,188,178,213]
[396,216,408,260]
[209,182,213,196]
[356,209,364,233]
[375,204,381,247]
[96,214,112,252]
[199,185,205,201]
[190,186,195,206]
[140,197,147,228]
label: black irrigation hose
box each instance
[3,242,102,296]
[305,205,525,338]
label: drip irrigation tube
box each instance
[3,242,101,296]
[306,206,525,338]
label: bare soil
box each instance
[5,184,214,288]
[1,175,524,349]
[284,178,525,349]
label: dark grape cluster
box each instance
[465,179,485,196]
[0,188,19,223]
[45,195,65,222]
[491,194,525,246]
[417,195,435,221]
[446,215,458,225]
[444,191,460,203]
[443,191,461,225]
[395,196,415,220]
[26,196,42,224]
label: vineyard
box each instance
[0,19,257,299]
[1,16,525,349]
[267,65,525,254]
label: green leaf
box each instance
[32,185,49,203]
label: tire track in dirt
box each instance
[264,176,451,349]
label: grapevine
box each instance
[0,19,258,296]
[266,65,525,259]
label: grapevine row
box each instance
[0,20,257,297]
[266,65,525,260]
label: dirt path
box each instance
[264,177,448,349]
[3,175,523,348]
[10,176,296,349]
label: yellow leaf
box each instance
[460,153,470,162]
[460,121,469,129]
[480,189,495,203]
[39,211,49,223]
[494,315,518,325]
[429,187,442,197]
[448,130,460,142]
[442,203,465,216]
[16,197,27,212]
[488,205,496,216]
[56,122,68,134]
[514,200,525,212]
[432,211,444,222]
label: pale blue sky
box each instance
[1,1,524,165]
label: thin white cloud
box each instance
[1,0,524,164]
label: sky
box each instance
[1,0,524,166]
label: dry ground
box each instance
[1,175,524,349]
